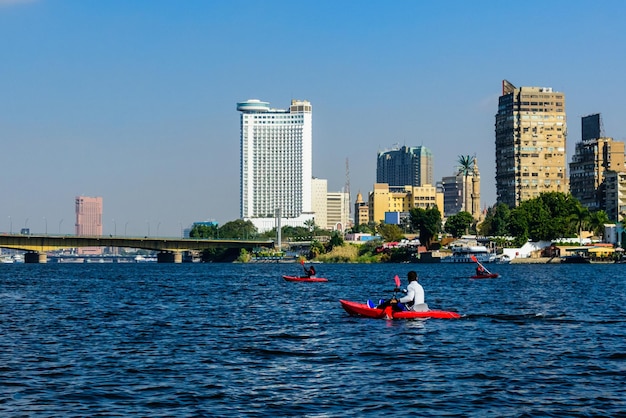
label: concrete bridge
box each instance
[0,234,275,263]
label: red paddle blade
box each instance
[394,275,401,288]
[470,255,478,262]
[300,259,305,265]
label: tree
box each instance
[445,211,473,238]
[376,223,404,242]
[457,155,474,212]
[218,219,257,239]
[409,206,441,247]
[588,210,609,239]
[479,203,511,236]
[189,223,218,239]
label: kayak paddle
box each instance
[470,254,492,275]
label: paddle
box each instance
[300,259,306,277]
[470,254,492,275]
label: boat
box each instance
[282,275,328,282]
[560,254,590,264]
[470,273,499,279]
[441,244,495,263]
[339,299,461,319]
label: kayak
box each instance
[470,273,499,279]
[283,275,328,282]
[339,299,461,319]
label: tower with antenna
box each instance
[345,158,351,218]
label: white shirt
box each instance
[399,280,425,308]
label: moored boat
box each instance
[283,275,328,282]
[442,244,495,263]
[339,299,461,319]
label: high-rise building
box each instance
[495,80,567,207]
[570,114,625,211]
[326,191,350,231]
[237,99,313,232]
[311,178,328,230]
[604,171,626,223]
[75,196,103,255]
[376,145,433,187]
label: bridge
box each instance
[0,234,275,263]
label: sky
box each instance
[2,0,626,237]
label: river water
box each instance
[1,262,625,416]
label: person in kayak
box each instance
[304,265,316,278]
[396,270,428,312]
[476,265,485,276]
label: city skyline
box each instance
[2,1,626,236]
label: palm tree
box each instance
[457,155,474,212]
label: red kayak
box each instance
[283,275,328,282]
[470,273,499,279]
[339,299,461,319]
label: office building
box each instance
[495,80,567,207]
[570,114,625,210]
[376,145,433,187]
[75,196,103,255]
[367,183,443,224]
[237,99,313,232]
[327,191,350,231]
[604,171,626,223]
[354,192,369,227]
[311,178,328,231]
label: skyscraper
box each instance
[237,99,313,232]
[570,114,625,210]
[376,145,433,187]
[495,80,567,207]
[75,196,103,255]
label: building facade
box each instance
[75,196,103,255]
[367,183,443,224]
[353,192,369,227]
[237,99,313,232]
[604,171,626,223]
[326,191,350,231]
[495,80,567,207]
[569,114,625,211]
[376,145,433,187]
[311,178,328,231]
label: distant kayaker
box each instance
[304,265,316,278]
[397,271,428,312]
[476,265,485,276]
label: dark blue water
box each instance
[1,263,625,417]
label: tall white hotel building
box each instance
[237,99,314,232]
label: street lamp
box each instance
[59,219,64,234]
[156,222,161,237]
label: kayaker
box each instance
[476,265,485,276]
[397,270,428,312]
[304,265,316,278]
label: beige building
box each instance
[353,192,369,226]
[604,171,626,222]
[367,183,443,224]
[571,137,625,210]
[327,191,350,231]
[495,80,567,207]
[311,178,328,230]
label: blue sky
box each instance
[2,0,625,237]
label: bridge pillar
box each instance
[24,252,47,264]
[157,251,182,263]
